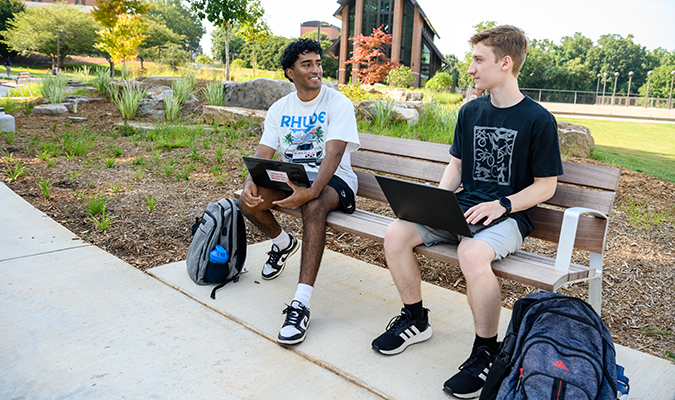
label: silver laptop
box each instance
[375,175,508,237]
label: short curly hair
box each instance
[280,38,323,82]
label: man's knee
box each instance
[384,220,419,254]
[457,240,495,278]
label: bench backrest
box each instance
[17,72,29,84]
[352,132,621,254]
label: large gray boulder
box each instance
[384,88,424,102]
[223,78,294,110]
[222,78,339,110]
[202,106,267,125]
[558,121,595,158]
[136,88,200,119]
[32,104,69,116]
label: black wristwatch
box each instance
[499,197,512,215]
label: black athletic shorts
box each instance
[327,176,356,214]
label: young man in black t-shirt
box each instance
[372,25,564,398]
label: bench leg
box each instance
[18,86,24,98]
[27,85,33,97]
[588,275,602,315]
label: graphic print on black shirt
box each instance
[473,126,518,186]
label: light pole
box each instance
[669,70,675,109]
[602,72,608,104]
[645,71,653,108]
[626,71,633,107]
[595,73,602,104]
[611,72,619,106]
[56,29,65,73]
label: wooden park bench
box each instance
[0,72,33,98]
[236,132,621,314]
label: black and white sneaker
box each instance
[372,308,432,355]
[262,234,299,280]
[277,300,310,345]
[443,346,495,398]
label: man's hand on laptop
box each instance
[464,200,505,226]
[272,179,317,209]
[241,180,264,208]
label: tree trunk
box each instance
[252,40,256,76]
[225,22,230,81]
[109,60,115,78]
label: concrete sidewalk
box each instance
[541,102,675,122]
[2,180,675,399]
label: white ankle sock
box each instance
[272,230,291,250]
[293,283,313,309]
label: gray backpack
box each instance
[186,198,247,299]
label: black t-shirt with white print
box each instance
[450,94,564,238]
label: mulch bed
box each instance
[2,89,673,362]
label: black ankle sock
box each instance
[472,334,498,354]
[404,301,425,321]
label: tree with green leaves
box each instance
[95,14,148,69]
[237,0,270,75]
[137,19,185,68]
[187,0,249,80]
[0,0,24,57]
[91,0,151,76]
[1,2,99,70]
[456,21,497,89]
[585,34,650,94]
[211,24,244,62]
[147,0,204,52]
[638,63,675,98]
[237,35,290,72]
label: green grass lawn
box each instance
[563,118,675,182]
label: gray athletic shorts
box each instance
[416,218,523,261]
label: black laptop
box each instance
[375,175,508,237]
[243,156,317,191]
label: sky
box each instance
[200,0,675,60]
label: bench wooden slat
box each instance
[547,185,615,215]
[559,161,621,191]
[529,207,608,253]
[351,151,446,182]
[358,132,452,163]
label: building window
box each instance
[399,0,414,66]
[420,43,431,86]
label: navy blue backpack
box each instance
[480,292,618,400]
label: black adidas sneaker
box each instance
[372,308,432,355]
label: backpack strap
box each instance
[210,274,240,299]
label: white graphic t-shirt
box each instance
[260,85,360,194]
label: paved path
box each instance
[542,102,675,123]
[2,181,674,399]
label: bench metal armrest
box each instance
[554,207,608,272]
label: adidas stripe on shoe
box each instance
[262,234,299,280]
[443,346,495,399]
[372,308,432,355]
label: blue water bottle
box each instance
[206,245,229,283]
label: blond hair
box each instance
[470,25,528,77]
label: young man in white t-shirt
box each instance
[239,38,360,345]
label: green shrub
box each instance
[110,81,148,121]
[93,68,111,95]
[425,72,453,91]
[230,59,246,69]
[203,81,224,106]
[385,65,414,88]
[339,84,381,102]
[40,73,68,103]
